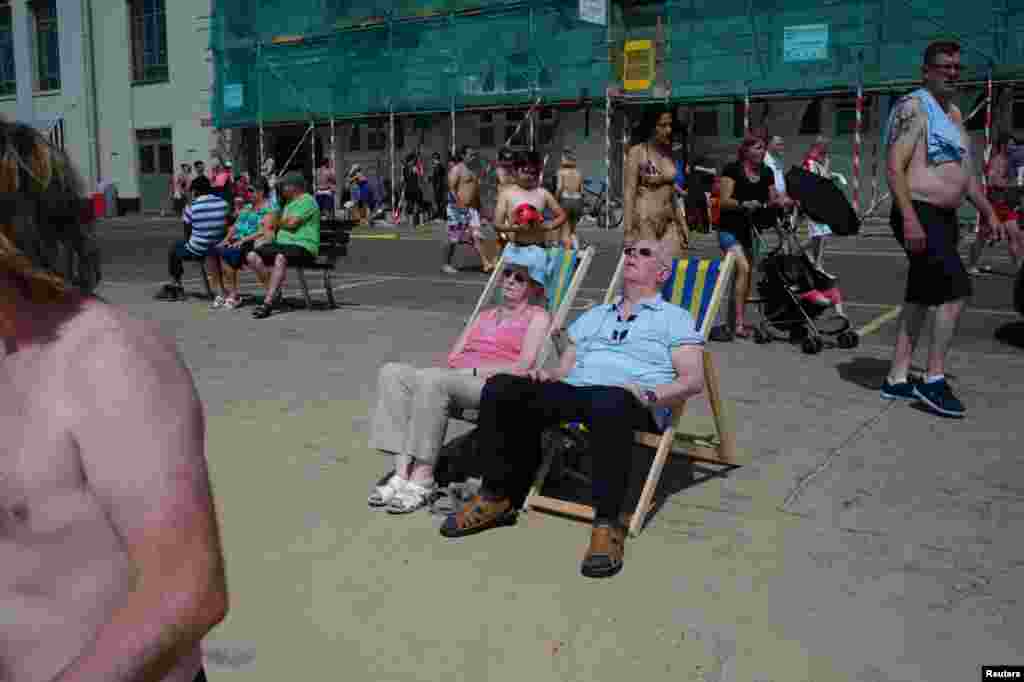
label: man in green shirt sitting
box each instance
[246,172,321,318]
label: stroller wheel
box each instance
[802,336,823,355]
[754,327,771,344]
[836,330,860,349]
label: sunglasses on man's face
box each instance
[623,246,657,259]
[502,269,530,284]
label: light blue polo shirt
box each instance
[565,294,703,390]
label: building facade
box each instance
[0,0,221,212]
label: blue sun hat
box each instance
[502,244,551,288]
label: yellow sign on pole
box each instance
[623,39,654,91]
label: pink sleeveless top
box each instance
[448,306,543,369]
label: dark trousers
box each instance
[168,240,204,281]
[477,375,658,521]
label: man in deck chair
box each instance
[440,238,705,579]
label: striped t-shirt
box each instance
[183,195,229,255]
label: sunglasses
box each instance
[516,166,541,174]
[502,269,530,284]
[623,246,657,258]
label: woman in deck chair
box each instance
[367,245,553,513]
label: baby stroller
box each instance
[750,211,859,354]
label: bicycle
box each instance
[581,178,624,230]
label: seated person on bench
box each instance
[367,245,553,514]
[156,175,228,301]
[439,238,705,580]
[207,176,279,310]
[246,172,320,319]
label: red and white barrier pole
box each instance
[983,70,993,191]
[743,89,750,135]
[853,82,863,215]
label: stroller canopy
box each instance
[784,166,861,236]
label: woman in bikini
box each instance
[623,107,689,259]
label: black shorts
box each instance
[890,201,972,305]
[254,243,317,267]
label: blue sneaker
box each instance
[880,378,917,401]
[912,378,966,418]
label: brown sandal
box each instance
[440,495,517,538]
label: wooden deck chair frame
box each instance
[524,251,737,537]
[447,244,595,422]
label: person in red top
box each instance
[968,133,1021,274]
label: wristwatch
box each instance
[642,389,658,407]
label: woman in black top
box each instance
[717,135,789,338]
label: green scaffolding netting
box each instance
[212,0,609,127]
[661,0,1024,101]
[211,0,1024,128]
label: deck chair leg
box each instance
[703,349,735,464]
[323,270,337,308]
[200,260,213,300]
[297,268,313,308]
[629,426,678,537]
[523,447,558,512]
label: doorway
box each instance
[137,128,173,213]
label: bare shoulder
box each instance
[63,300,195,405]
[887,95,924,146]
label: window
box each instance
[732,101,746,138]
[478,112,495,147]
[1013,99,1024,130]
[799,99,823,135]
[538,109,556,146]
[158,143,174,174]
[131,0,169,83]
[32,0,60,92]
[835,97,871,136]
[349,123,361,151]
[0,2,14,97]
[393,117,404,150]
[368,119,386,151]
[693,108,718,137]
[505,111,525,145]
[139,145,156,174]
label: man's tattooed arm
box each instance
[887,98,921,146]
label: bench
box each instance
[196,218,354,308]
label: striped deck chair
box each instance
[448,244,595,423]
[524,251,737,537]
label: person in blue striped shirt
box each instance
[156,176,228,300]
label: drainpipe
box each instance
[81,0,102,188]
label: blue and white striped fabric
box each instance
[183,195,229,256]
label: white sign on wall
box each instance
[580,0,606,26]
[783,24,829,62]
[224,83,244,110]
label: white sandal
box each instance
[387,480,435,514]
[368,475,407,509]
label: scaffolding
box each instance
[211,0,1024,221]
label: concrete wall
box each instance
[0,0,219,208]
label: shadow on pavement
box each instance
[994,321,1024,349]
[835,357,891,391]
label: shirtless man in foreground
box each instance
[444,146,498,273]
[881,40,1022,417]
[494,150,566,247]
[1,121,228,681]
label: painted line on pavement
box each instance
[855,305,902,337]
[350,233,399,240]
[844,301,1020,318]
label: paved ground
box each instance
[93,215,1023,682]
